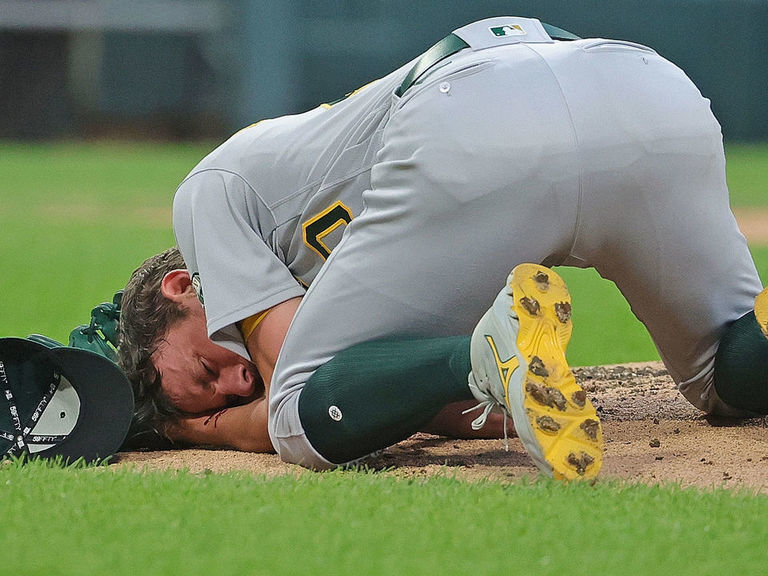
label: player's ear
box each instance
[160,270,195,302]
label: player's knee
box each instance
[267,388,337,470]
[272,436,337,470]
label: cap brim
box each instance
[44,345,134,462]
[0,338,134,463]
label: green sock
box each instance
[298,335,474,464]
[714,310,768,414]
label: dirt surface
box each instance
[733,207,768,244]
[115,362,768,492]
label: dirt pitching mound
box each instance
[115,362,768,492]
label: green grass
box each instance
[0,141,215,342]
[1,458,767,576]
[0,140,215,206]
[725,142,768,206]
[2,141,768,576]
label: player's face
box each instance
[153,301,262,414]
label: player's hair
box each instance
[117,246,189,436]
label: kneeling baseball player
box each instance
[117,17,768,480]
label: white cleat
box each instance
[468,263,603,481]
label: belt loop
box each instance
[395,34,469,97]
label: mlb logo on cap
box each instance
[0,337,133,463]
[490,24,526,37]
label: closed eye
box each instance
[200,357,216,377]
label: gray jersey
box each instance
[172,17,762,467]
[173,65,404,350]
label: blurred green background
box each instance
[2,1,768,140]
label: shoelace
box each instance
[462,401,510,451]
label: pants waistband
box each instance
[396,22,579,97]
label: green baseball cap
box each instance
[0,337,134,463]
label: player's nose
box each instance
[216,364,255,397]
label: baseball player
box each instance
[119,17,768,480]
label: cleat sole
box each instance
[509,263,604,481]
